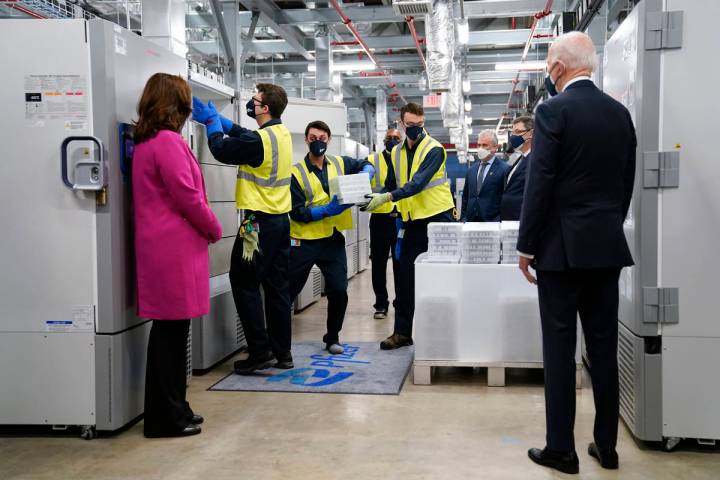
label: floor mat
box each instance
[209,342,414,395]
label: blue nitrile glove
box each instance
[192,97,223,136]
[309,196,352,221]
[395,217,404,260]
[362,164,376,180]
[192,96,213,123]
[218,113,234,133]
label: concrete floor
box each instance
[2,268,719,479]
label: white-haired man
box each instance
[460,130,509,222]
[518,31,636,474]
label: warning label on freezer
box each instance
[24,74,88,123]
[45,305,95,332]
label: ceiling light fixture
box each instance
[494,61,547,71]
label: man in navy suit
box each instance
[517,32,636,475]
[501,116,533,221]
[461,130,510,222]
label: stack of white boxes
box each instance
[461,223,501,264]
[426,223,463,263]
[329,172,372,204]
[500,221,520,264]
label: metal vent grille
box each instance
[392,0,433,16]
[312,268,322,297]
[618,324,637,427]
[186,327,193,386]
[354,243,360,271]
[236,313,247,347]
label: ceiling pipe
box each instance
[2,0,47,19]
[404,16,427,71]
[327,0,407,104]
[496,0,553,133]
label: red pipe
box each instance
[497,0,553,132]
[328,0,408,105]
[360,72,386,77]
[511,17,516,30]
[405,16,427,71]
[331,41,360,46]
[1,0,47,19]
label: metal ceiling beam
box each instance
[237,0,314,61]
[210,0,234,67]
[187,1,566,27]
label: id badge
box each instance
[398,228,405,239]
[290,238,302,247]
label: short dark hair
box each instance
[512,115,534,131]
[399,102,424,122]
[256,83,288,118]
[305,120,331,138]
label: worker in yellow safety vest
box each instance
[366,128,403,320]
[362,102,456,350]
[288,120,375,355]
[193,83,294,375]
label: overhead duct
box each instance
[142,0,187,56]
[375,89,388,151]
[441,65,461,128]
[425,0,454,92]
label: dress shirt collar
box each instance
[562,76,593,92]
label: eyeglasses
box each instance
[511,128,532,135]
[385,136,401,142]
[251,96,267,107]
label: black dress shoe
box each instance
[528,447,579,475]
[274,352,294,370]
[588,443,619,469]
[189,414,204,425]
[144,424,202,438]
[234,351,277,375]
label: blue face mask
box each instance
[384,139,400,151]
[309,139,327,157]
[509,133,526,150]
[405,125,423,141]
[545,75,558,97]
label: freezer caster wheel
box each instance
[662,437,681,452]
[80,425,97,440]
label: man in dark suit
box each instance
[501,116,533,221]
[517,32,636,475]
[461,130,510,222]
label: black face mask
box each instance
[545,76,558,97]
[246,99,257,118]
[309,140,327,157]
[405,125,423,141]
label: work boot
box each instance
[326,343,345,355]
[233,351,277,375]
[380,333,413,350]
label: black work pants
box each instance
[289,231,348,345]
[394,210,455,337]
[536,267,621,453]
[369,213,398,311]
[229,212,292,359]
[144,319,192,436]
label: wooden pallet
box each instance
[412,360,584,388]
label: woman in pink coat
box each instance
[132,73,222,438]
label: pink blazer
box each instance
[132,130,222,320]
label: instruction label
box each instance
[45,305,95,332]
[24,75,88,127]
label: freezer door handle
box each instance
[61,136,106,191]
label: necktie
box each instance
[477,161,489,194]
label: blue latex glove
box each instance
[218,114,234,133]
[395,217,404,261]
[309,196,352,221]
[192,97,223,136]
[362,164,376,180]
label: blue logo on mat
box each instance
[267,368,353,387]
[266,344,370,387]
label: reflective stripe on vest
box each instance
[237,127,291,187]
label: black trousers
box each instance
[369,213,398,311]
[144,319,192,435]
[229,213,292,359]
[537,267,621,453]
[394,210,455,337]
[289,231,348,345]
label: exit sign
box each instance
[423,94,441,108]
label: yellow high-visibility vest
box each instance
[392,134,454,221]
[367,152,396,214]
[290,155,354,240]
[235,123,292,214]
